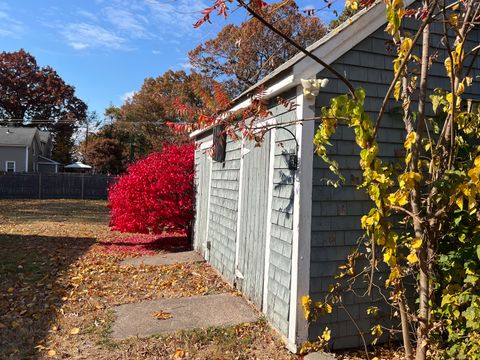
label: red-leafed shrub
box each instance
[108,143,195,238]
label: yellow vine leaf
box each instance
[384,251,396,266]
[69,327,80,335]
[322,328,331,341]
[475,156,480,168]
[445,57,452,77]
[400,37,413,53]
[386,266,401,287]
[456,195,464,210]
[405,152,412,166]
[407,252,418,264]
[412,238,422,249]
[394,80,401,101]
[399,172,422,189]
[404,131,416,150]
[301,295,312,320]
[449,13,459,26]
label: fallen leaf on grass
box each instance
[70,327,80,335]
[174,349,185,358]
[47,349,56,357]
[152,310,173,320]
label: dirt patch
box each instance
[121,250,205,266]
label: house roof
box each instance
[38,155,61,165]
[0,126,37,146]
[191,0,415,139]
[39,131,51,143]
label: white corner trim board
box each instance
[262,123,277,314]
[234,136,246,281]
[287,86,316,353]
[204,153,213,260]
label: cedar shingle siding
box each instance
[308,17,480,347]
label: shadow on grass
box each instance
[0,234,95,359]
[99,233,190,255]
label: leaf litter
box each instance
[0,199,295,359]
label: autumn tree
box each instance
[189,1,327,96]
[82,137,125,175]
[188,0,480,359]
[0,49,87,163]
[104,70,217,159]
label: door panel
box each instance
[237,133,271,307]
[195,151,211,258]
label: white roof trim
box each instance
[190,0,415,139]
[189,74,294,138]
[38,155,61,164]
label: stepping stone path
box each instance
[121,250,205,266]
[111,293,259,339]
[304,352,337,360]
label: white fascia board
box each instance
[189,75,294,139]
[294,0,416,82]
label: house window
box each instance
[6,161,15,173]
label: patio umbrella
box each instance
[64,162,92,169]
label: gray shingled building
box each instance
[0,126,59,173]
[190,1,480,352]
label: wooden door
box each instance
[194,151,212,259]
[237,133,271,307]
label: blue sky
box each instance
[1,0,345,119]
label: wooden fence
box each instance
[0,173,116,200]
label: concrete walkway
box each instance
[305,352,337,359]
[111,293,259,339]
[121,250,205,266]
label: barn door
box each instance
[194,150,212,259]
[237,132,271,307]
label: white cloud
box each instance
[144,0,208,35]
[104,6,150,38]
[152,49,161,55]
[78,10,98,21]
[54,0,209,52]
[62,23,127,50]
[121,90,136,102]
[0,9,24,38]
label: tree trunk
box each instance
[414,10,431,360]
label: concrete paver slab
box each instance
[305,352,337,360]
[111,293,259,339]
[121,251,204,266]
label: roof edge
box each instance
[190,0,416,139]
